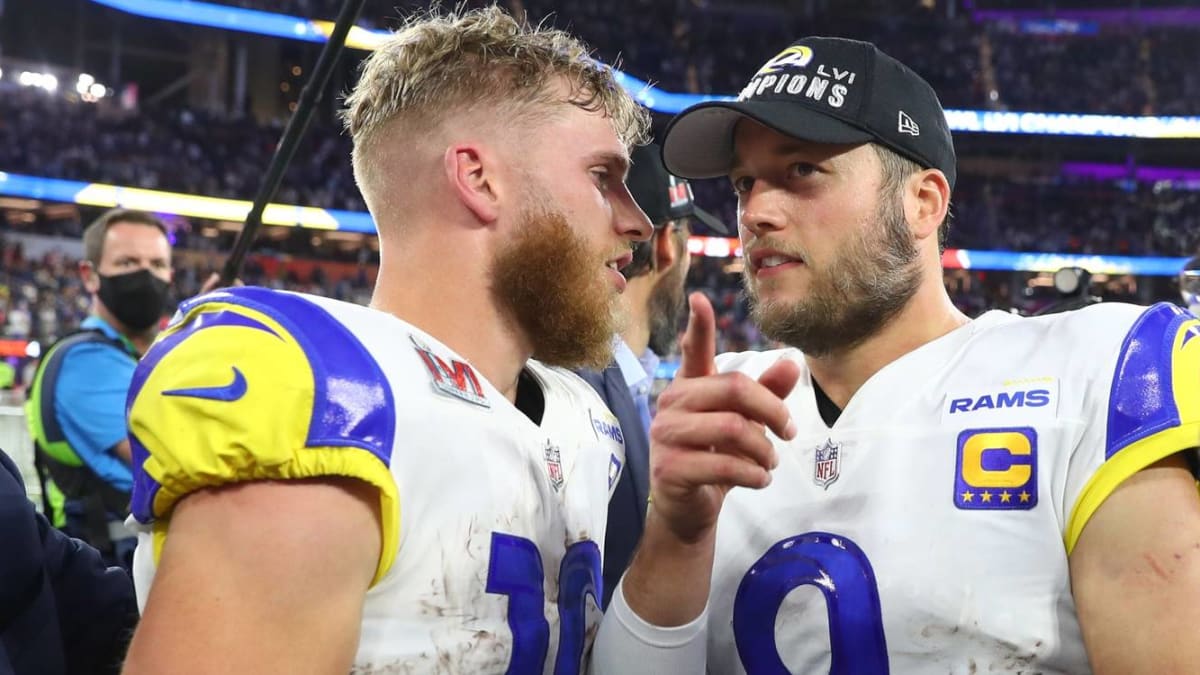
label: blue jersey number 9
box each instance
[486,532,603,675]
[732,531,889,674]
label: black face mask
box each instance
[97,269,171,331]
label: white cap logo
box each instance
[898,111,920,136]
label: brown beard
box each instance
[744,192,922,357]
[490,200,619,370]
[646,232,689,356]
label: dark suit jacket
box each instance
[0,449,137,675]
[576,364,651,608]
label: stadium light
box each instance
[18,71,58,93]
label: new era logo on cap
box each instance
[898,111,920,136]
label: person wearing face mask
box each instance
[24,209,182,569]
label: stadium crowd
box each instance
[4,0,1198,362]
[4,88,1200,257]
[0,225,1103,366]
[201,0,1200,114]
[0,88,365,212]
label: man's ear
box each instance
[652,227,676,274]
[905,168,950,242]
[79,260,100,294]
[444,143,502,225]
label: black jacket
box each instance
[0,449,137,675]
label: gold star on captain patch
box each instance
[960,490,974,502]
[1019,491,1031,503]
[981,491,993,503]
[1000,491,1012,503]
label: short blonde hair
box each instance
[343,5,649,211]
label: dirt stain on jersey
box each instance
[350,629,508,674]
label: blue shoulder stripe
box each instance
[128,287,395,522]
[1106,302,1200,459]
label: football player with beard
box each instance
[594,36,1200,674]
[121,7,651,673]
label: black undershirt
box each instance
[812,377,843,427]
[513,368,546,426]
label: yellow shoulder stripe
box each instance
[1064,422,1200,555]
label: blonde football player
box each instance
[122,7,651,672]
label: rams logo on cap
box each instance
[755,45,814,76]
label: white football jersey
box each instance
[126,287,625,673]
[705,302,1200,674]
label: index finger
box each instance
[661,368,798,441]
[678,292,716,379]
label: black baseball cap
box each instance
[627,143,729,234]
[662,36,957,190]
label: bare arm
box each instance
[122,477,381,674]
[1070,453,1200,675]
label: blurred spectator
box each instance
[24,210,177,570]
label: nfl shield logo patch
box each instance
[813,439,841,489]
[544,441,565,492]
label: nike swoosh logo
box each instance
[162,366,247,402]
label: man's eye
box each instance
[592,170,612,189]
[789,163,818,177]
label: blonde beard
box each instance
[490,200,621,370]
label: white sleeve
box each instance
[589,579,708,674]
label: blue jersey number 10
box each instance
[486,532,603,675]
[732,531,889,674]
